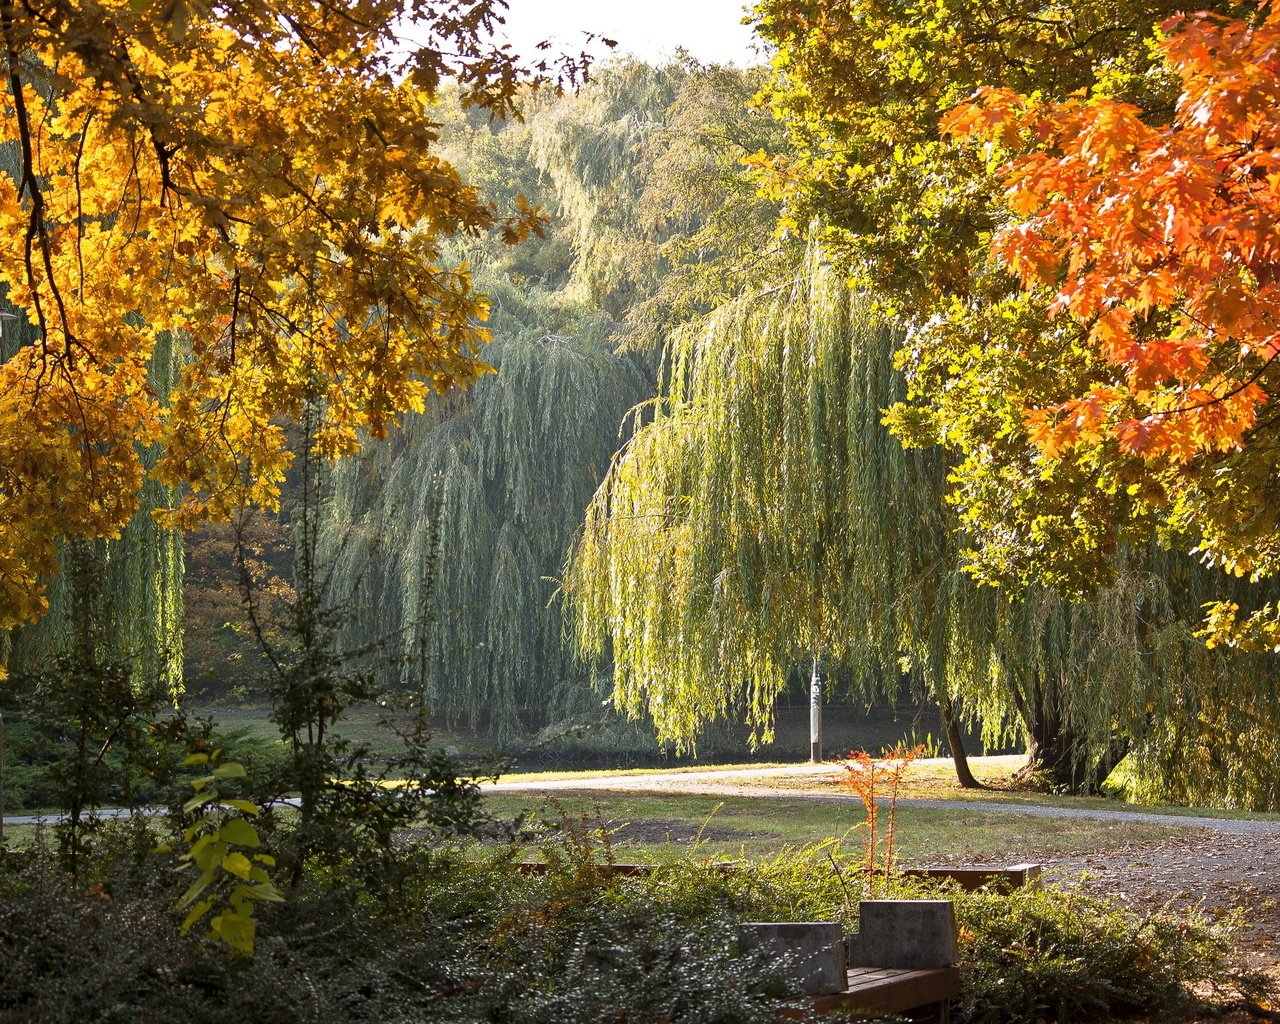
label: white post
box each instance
[809,656,823,763]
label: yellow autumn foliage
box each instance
[0,0,561,630]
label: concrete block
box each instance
[738,921,847,995]
[846,900,957,969]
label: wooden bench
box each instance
[809,966,960,1022]
[902,862,1040,892]
[743,901,961,1023]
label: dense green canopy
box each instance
[565,244,1280,806]
[316,60,775,733]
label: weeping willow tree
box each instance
[993,561,1280,808]
[564,248,986,753]
[525,59,687,313]
[315,59,779,737]
[520,56,788,335]
[321,280,649,735]
[7,327,184,691]
[564,246,1280,807]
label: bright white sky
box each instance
[494,0,763,67]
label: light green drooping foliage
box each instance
[564,246,1280,806]
[567,249,955,746]
[568,246,1030,752]
[525,60,688,314]
[9,328,184,692]
[317,59,779,736]
[524,58,789,340]
[990,550,1280,808]
[322,285,649,734]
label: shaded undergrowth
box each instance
[0,811,1270,1024]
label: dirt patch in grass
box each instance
[1048,830,1280,974]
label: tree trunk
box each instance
[937,695,983,789]
[0,628,9,845]
[1016,676,1127,793]
[1021,704,1085,791]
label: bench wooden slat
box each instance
[809,966,960,1016]
[903,864,1040,891]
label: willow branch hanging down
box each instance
[563,244,1280,811]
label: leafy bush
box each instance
[0,822,1267,1024]
[952,884,1268,1024]
[0,828,807,1024]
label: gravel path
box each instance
[1050,831,1280,972]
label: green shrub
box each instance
[0,825,1267,1024]
[952,883,1266,1024]
[0,827,811,1024]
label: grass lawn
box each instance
[207,706,449,753]
[3,785,1193,865]
[494,757,1280,819]
[494,755,1280,821]
[728,755,1280,821]
[196,701,972,767]
[481,790,1197,865]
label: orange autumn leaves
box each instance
[944,4,1280,466]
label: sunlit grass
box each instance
[492,755,1280,821]
[480,790,1197,865]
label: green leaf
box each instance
[230,879,284,904]
[211,912,255,955]
[181,753,210,766]
[221,851,252,880]
[179,898,213,934]
[212,761,248,779]
[193,843,222,873]
[177,875,210,910]
[223,799,260,815]
[254,882,285,902]
[218,817,261,848]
